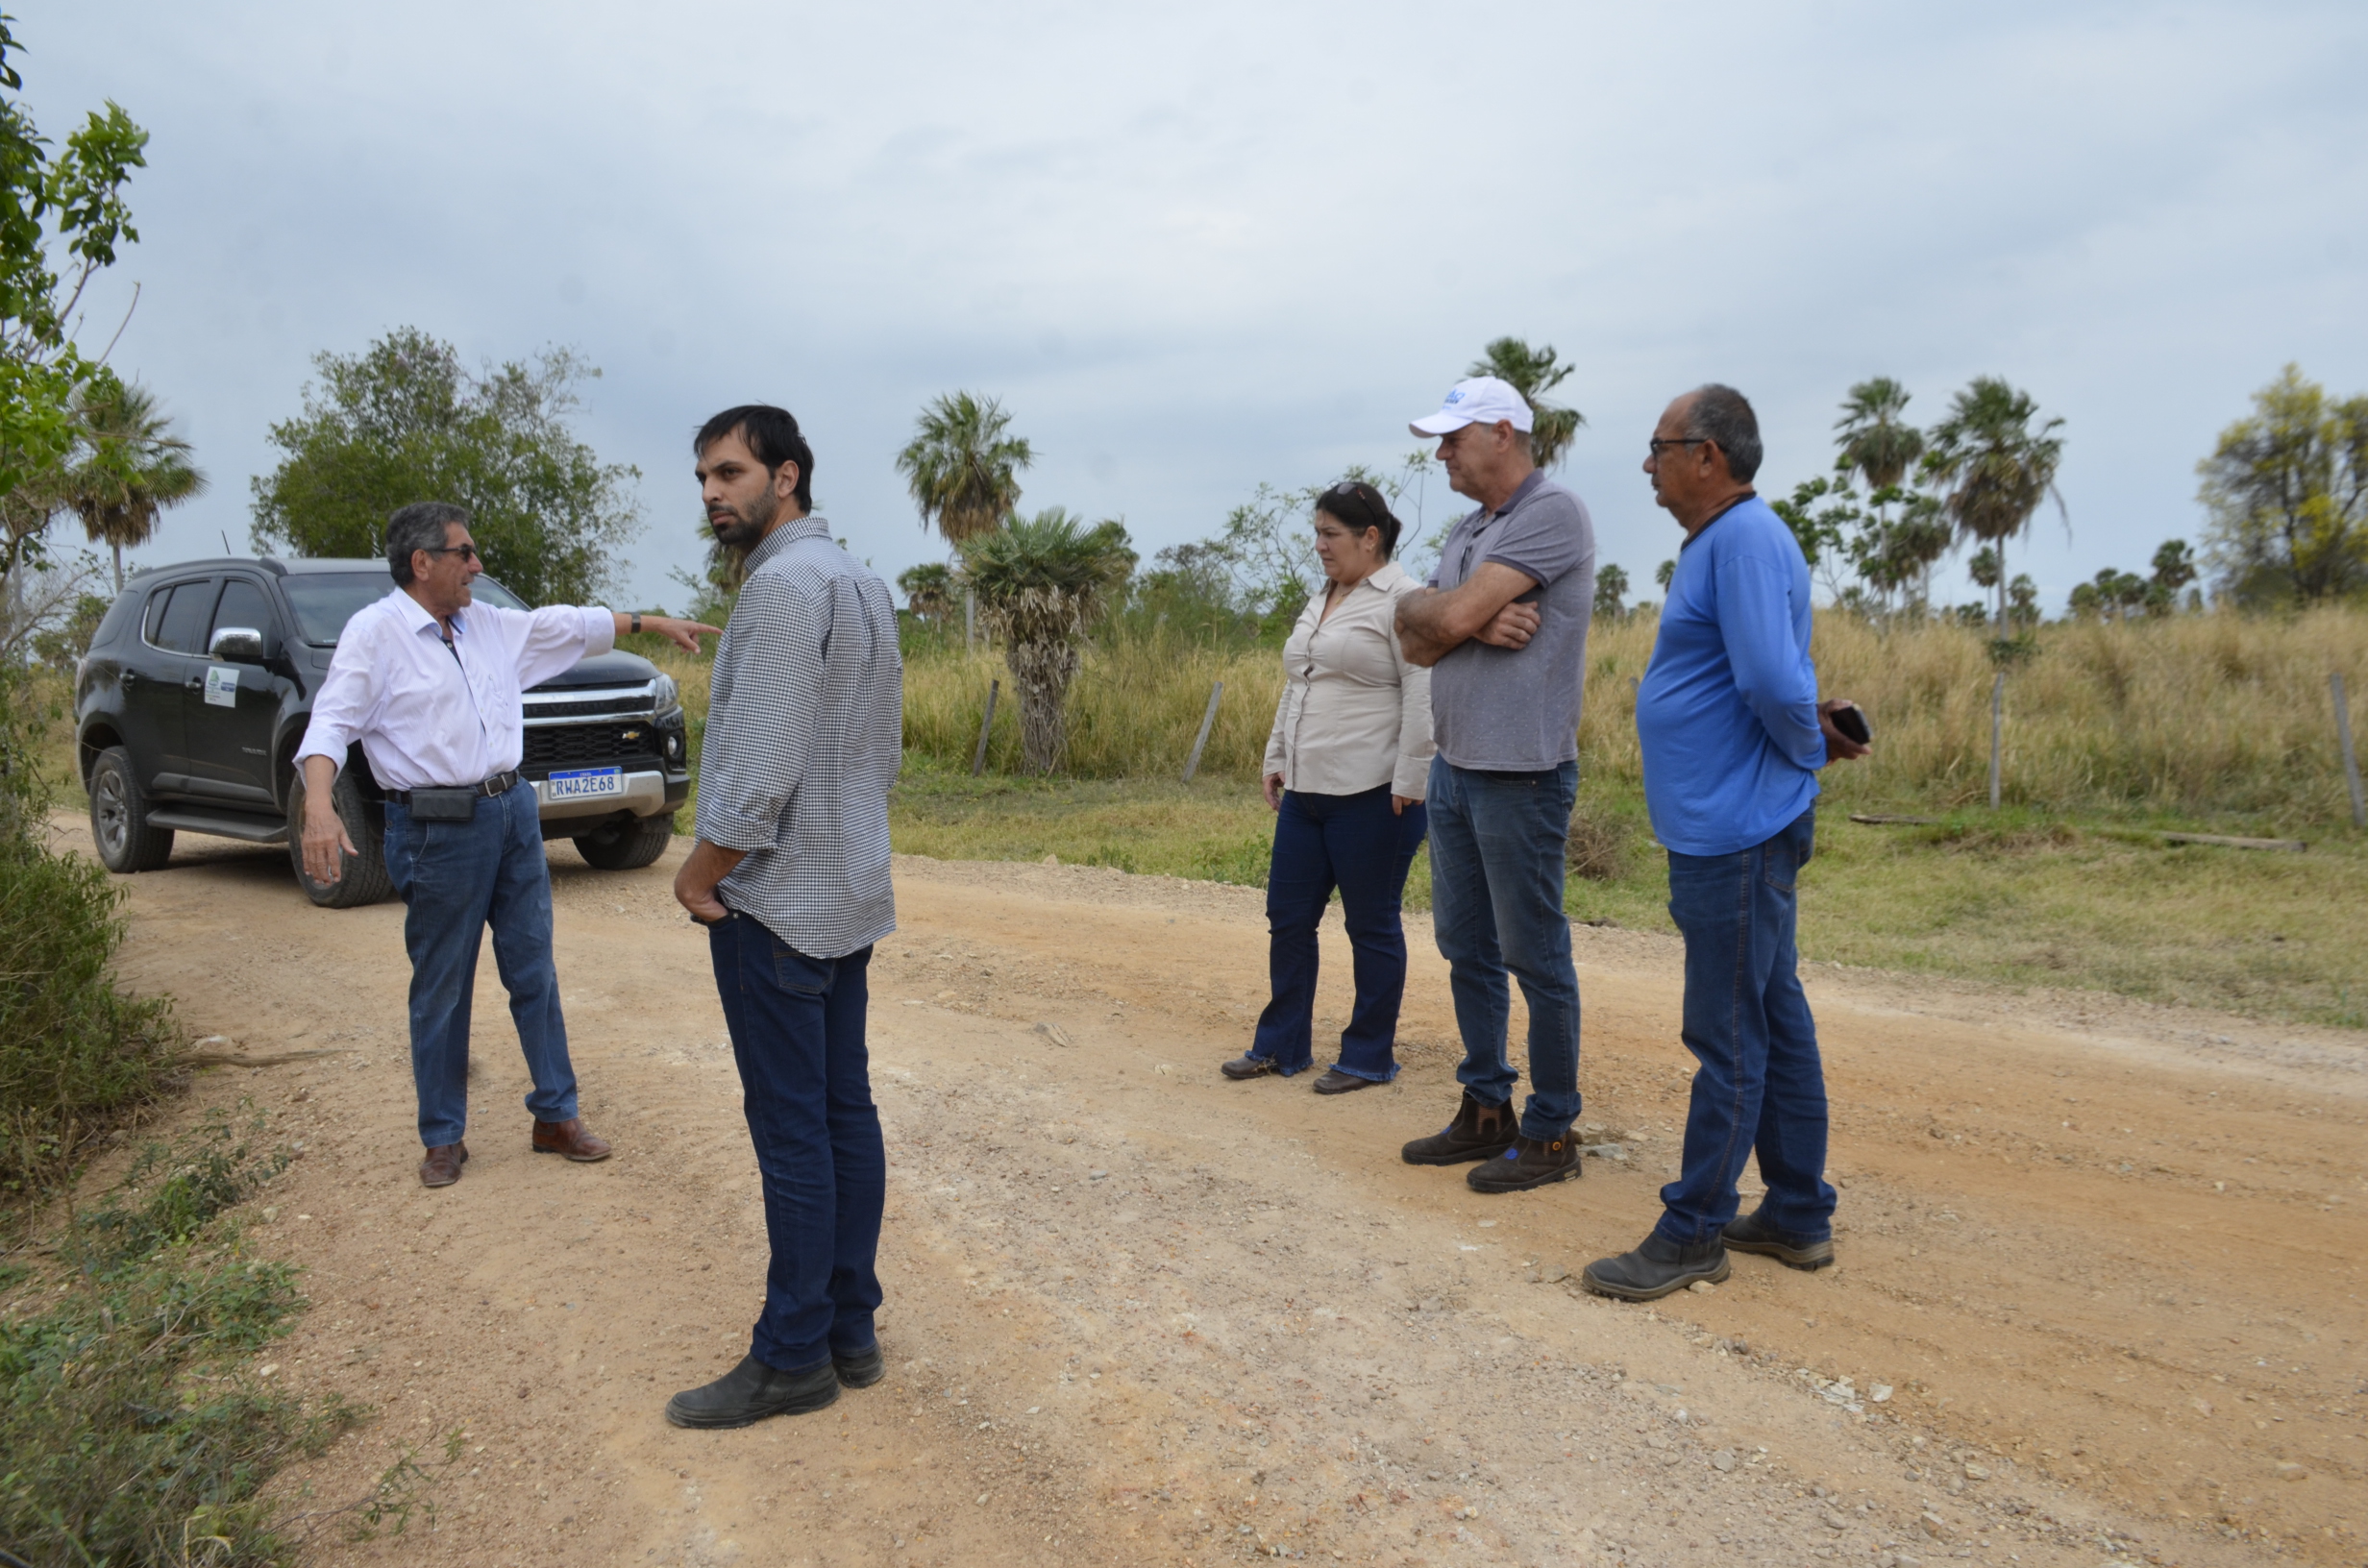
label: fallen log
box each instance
[2158,831,2306,852]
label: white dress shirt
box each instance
[296,588,613,791]
[1262,559,1435,800]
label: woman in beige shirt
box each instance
[1221,481,1435,1094]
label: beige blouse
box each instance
[1261,559,1436,800]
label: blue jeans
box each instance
[382,781,578,1148]
[1249,785,1428,1081]
[707,914,886,1374]
[1657,805,1837,1247]
[1425,757,1582,1139]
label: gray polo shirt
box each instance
[1424,471,1596,772]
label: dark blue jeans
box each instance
[1425,757,1582,1139]
[1657,804,1838,1247]
[707,914,886,1374]
[1249,785,1428,1081]
[382,781,578,1148]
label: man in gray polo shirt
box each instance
[1394,376,1596,1193]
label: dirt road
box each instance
[82,821,2366,1566]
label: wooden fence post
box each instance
[964,590,975,655]
[1181,681,1224,783]
[1988,670,2005,810]
[971,678,999,777]
[2335,672,2366,830]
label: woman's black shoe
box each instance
[1312,1067,1378,1095]
[1220,1054,1277,1081]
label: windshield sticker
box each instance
[204,665,239,706]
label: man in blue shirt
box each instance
[1582,385,1868,1301]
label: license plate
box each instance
[545,767,624,800]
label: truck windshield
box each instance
[280,573,531,645]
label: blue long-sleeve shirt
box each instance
[1635,495,1825,856]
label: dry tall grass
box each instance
[881,607,2368,825]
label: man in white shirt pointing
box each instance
[296,502,718,1188]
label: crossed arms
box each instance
[1393,560,1543,667]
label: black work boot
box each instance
[1581,1232,1732,1301]
[664,1354,839,1429]
[833,1342,886,1388]
[1400,1091,1519,1165]
[1721,1207,1836,1270]
[1467,1130,1584,1193]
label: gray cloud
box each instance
[25,0,2368,614]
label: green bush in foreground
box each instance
[0,663,178,1207]
[0,1110,357,1568]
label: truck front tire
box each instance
[573,811,678,870]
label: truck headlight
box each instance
[651,673,680,718]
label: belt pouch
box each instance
[407,788,478,821]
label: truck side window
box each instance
[210,579,278,646]
[152,580,218,654]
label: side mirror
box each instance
[209,626,270,664]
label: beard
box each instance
[707,487,781,553]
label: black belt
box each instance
[386,770,520,806]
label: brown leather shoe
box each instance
[531,1117,612,1162]
[420,1140,468,1188]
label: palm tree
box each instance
[1922,378,2065,631]
[1834,379,1951,610]
[1835,378,1924,494]
[958,507,1135,772]
[896,392,1034,544]
[61,380,208,589]
[1468,338,1585,469]
[896,560,955,623]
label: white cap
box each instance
[1410,376,1534,437]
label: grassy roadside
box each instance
[0,1110,368,1566]
[892,761,2368,1031]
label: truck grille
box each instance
[523,723,661,769]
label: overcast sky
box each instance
[24,1,2368,614]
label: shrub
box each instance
[0,662,177,1209]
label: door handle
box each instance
[185,676,205,692]
[121,671,137,687]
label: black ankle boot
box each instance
[664,1354,839,1429]
[1400,1091,1519,1165]
[1466,1130,1584,1193]
[1722,1207,1835,1270]
[1581,1232,1731,1301]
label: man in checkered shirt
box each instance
[665,404,903,1430]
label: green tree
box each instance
[1834,378,1951,608]
[896,391,1033,545]
[2196,364,2368,607]
[1834,377,1925,494]
[1468,337,1584,469]
[1923,377,2066,630]
[248,328,642,606]
[0,17,147,581]
[897,560,955,623]
[60,380,204,589]
[1591,562,1629,620]
[958,508,1136,772]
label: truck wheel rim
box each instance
[94,771,128,852]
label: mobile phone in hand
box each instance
[1829,703,1871,746]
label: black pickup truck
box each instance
[73,556,691,908]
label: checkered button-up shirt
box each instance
[696,517,902,958]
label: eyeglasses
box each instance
[1647,437,1714,456]
[422,544,481,562]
